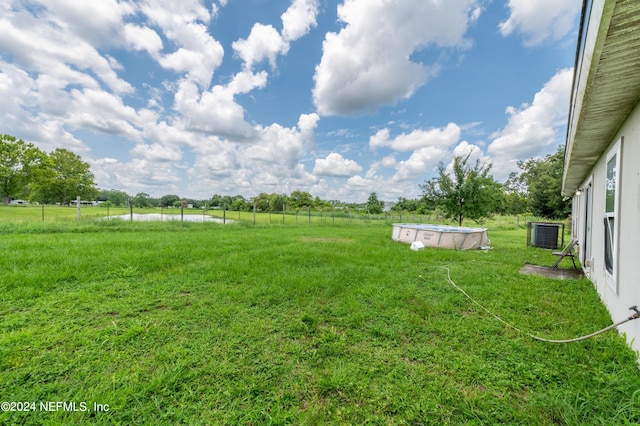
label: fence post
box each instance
[181,202,184,223]
[42,203,45,222]
[129,198,133,221]
[223,203,226,224]
[76,196,81,223]
[253,203,256,225]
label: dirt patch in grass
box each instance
[299,236,354,243]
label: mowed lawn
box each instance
[1,219,639,425]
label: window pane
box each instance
[604,216,614,275]
[606,154,617,213]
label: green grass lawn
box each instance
[1,218,639,424]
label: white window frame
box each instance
[581,177,593,277]
[604,138,621,293]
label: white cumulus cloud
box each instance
[123,24,164,55]
[313,0,481,116]
[298,113,320,146]
[173,79,261,141]
[131,143,183,162]
[313,153,362,177]
[140,0,223,89]
[233,23,288,70]
[370,123,461,152]
[499,0,581,46]
[233,0,319,70]
[392,146,448,182]
[35,0,133,47]
[0,11,133,94]
[488,68,573,160]
[281,0,319,42]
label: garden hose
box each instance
[430,267,640,344]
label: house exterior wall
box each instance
[574,99,640,354]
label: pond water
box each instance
[107,213,232,223]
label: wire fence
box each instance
[0,203,462,226]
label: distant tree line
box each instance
[2,133,570,222]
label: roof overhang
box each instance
[563,0,640,196]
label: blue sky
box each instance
[0,0,581,202]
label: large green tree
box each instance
[518,145,571,219]
[289,190,313,209]
[230,197,249,211]
[421,152,501,226]
[252,193,271,212]
[30,148,98,205]
[392,197,420,212]
[502,172,528,215]
[0,134,48,205]
[132,192,151,208]
[366,192,384,214]
[98,189,130,207]
[159,194,180,207]
[269,193,287,212]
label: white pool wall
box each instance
[392,223,489,250]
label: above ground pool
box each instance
[392,223,489,250]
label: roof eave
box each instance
[563,0,640,196]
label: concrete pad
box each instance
[520,264,584,280]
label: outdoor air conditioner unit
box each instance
[527,222,564,250]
